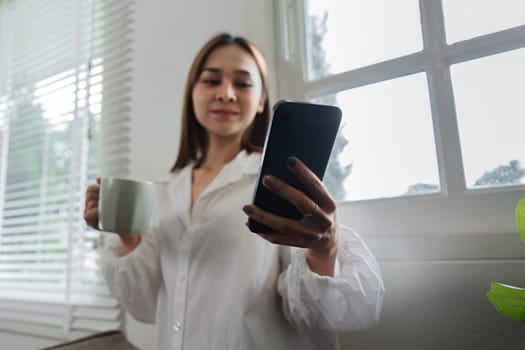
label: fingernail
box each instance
[286,156,296,168]
[242,206,253,214]
[262,175,275,186]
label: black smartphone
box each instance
[248,100,342,233]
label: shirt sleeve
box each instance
[99,228,162,324]
[277,225,384,332]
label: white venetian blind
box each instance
[0,0,134,340]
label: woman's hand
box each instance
[242,157,339,276]
[83,178,141,253]
[84,178,102,230]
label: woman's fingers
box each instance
[84,184,100,230]
[84,207,99,228]
[85,198,98,212]
[261,175,332,231]
[85,186,99,205]
[262,175,325,222]
[84,210,99,229]
[244,204,327,240]
[285,157,336,213]
[257,231,322,249]
[243,156,339,250]
[86,184,100,195]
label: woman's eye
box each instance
[203,79,220,85]
[235,81,253,88]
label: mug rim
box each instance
[102,176,155,185]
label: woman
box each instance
[84,33,384,350]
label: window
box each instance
[275,0,525,237]
[451,48,525,189]
[0,0,134,340]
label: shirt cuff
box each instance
[283,227,384,330]
[291,248,339,300]
[98,232,142,275]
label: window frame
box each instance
[274,0,525,243]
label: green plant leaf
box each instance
[487,282,525,323]
[517,197,525,246]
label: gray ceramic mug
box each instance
[98,177,155,234]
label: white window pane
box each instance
[305,0,422,79]
[451,48,525,189]
[443,0,525,44]
[318,73,439,201]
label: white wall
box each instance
[4,0,525,349]
[341,259,525,349]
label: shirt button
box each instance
[173,321,181,332]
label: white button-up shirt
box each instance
[101,150,384,350]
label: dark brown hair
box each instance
[170,33,270,172]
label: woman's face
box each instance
[192,44,265,144]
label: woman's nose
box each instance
[215,83,237,102]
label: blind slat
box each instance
[0,242,67,251]
[3,193,74,208]
[4,184,70,201]
[0,233,64,243]
[0,262,66,270]
[0,310,62,326]
[0,299,65,315]
[3,203,81,218]
[0,253,67,262]
[0,281,110,295]
[5,176,78,192]
[8,19,134,79]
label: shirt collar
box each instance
[185,150,261,199]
